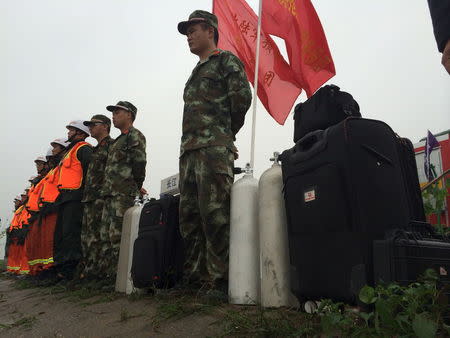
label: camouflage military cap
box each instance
[106,101,137,117]
[178,10,218,35]
[83,114,111,127]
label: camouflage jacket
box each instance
[82,135,114,202]
[101,126,146,198]
[180,49,252,156]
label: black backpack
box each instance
[131,195,184,289]
[293,84,361,142]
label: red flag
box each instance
[213,0,301,125]
[262,0,336,97]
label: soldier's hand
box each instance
[442,39,450,75]
[140,187,148,196]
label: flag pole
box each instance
[249,0,263,173]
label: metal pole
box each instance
[249,0,263,173]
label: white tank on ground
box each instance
[115,196,144,294]
[259,153,299,308]
[228,164,260,305]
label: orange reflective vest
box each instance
[19,207,31,228]
[26,178,45,212]
[58,141,89,190]
[40,167,61,204]
[9,205,24,231]
[9,205,30,230]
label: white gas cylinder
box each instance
[115,197,143,294]
[259,153,298,308]
[228,165,260,305]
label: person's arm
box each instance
[77,144,93,182]
[427,0,450,53]
[129,131,147,190]
[223,54,252,137]
[442,40,450,74]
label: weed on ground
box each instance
[0,315,37,331]
[0,269,448,337]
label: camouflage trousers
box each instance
[179,146,234,282]
[80,199,104,278]
[98,195,134,279]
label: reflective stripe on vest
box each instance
[57,141,89,190]
[26,179,45,212]
[40,167,61,204]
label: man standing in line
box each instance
[177,11,252,288]
[54,121,92,280]
[32,156,49,186]
[79,114,114,280]
[100,101,146,282]
[34,137,70,283]
[427,0,450,74]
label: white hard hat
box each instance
[46,147,53,157]
[14,195,21,201]
[66,120,90,136]
[51,137,70,148]
[28,175,37,182]
[35,156,47,163]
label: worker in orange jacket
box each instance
[54,121,92,280]
[32,138,70,281]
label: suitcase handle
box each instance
[291,130,328,163]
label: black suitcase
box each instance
[373,222,450,286]
[293,84,361,143]
[131,195,184,289]
[280,118,420,303]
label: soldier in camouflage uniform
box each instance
[177,11,252,285]
[79,114,114,279]
[99,101,146,281]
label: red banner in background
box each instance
[262,0,335,97]
[213,0,302,125]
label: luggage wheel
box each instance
[304,300,321,314]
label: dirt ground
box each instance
[0,277,225,338]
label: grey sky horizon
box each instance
[1,0,449,249]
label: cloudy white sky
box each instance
[0,1,449,250]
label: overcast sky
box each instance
[1,0,449,247]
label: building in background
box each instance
[414,130,450,227]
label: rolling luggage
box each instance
[293,84,360,143]
[396,137,426,222]
[131,195,184,289]
[280,117,422,303]
[373,222,450,286]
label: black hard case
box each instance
[373,225,450,286]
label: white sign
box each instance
[160,173,179,195]
[415,148,443,185]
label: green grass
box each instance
[6,275,121,306]
[119,307,145,322]
[0,315,37,330]
[150,289,226,331]
[216,306,317,337]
